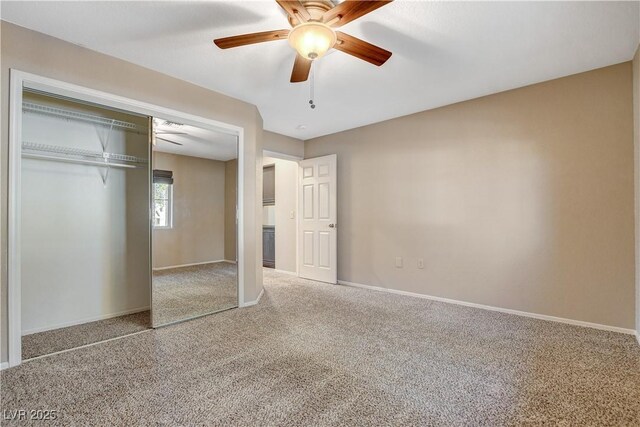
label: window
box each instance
[153,170,173,229]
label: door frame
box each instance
[7,69,246,368]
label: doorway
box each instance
[260,152,338,283]
[262,155,299,274]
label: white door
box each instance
[298,154,337,284]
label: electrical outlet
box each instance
[417,258,425,269]
[395,257,403,268]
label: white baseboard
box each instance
[153,260,229,271]
[22,306,150,336]
[338,280,637,336]
[636,332,640,346]
[0,362,8,371]
[224,260,237,264]
[241,287,265,307]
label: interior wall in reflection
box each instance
[152,152,228,268]
[224,159,238,262]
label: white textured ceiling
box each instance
[2,1,639,140]
[154,119,237,161]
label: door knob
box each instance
[328,224,336,228]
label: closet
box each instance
[20,91,151,359]
[15,87,240,363]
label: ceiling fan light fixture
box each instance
[288,22,336,60]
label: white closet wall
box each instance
[21,95,150,334]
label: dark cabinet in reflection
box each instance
[263,226,275,268]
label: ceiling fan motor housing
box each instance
[287,0,336,26]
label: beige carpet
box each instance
[152,262,238,326]
[2,269,639,425]
[21,311,150,360]
[22,262,236,359]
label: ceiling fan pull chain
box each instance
[309,63,316,109]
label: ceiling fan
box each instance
[153,119,186,146]
[214,0,393,83]
[153,130,185,146]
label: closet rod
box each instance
[23,102,145,131]
[22,153,137,169]
[22,142,147,170]
[23,142,147,164]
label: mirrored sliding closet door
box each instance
[20,91,151,360]
[151,118,238,327]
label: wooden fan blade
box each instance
[214,30,289,49]
[322,0,393,27]
[276,0,311,26]
[157,137,183,146]
[334,32,392,66]
[290,54,312,83]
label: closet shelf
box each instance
[23,102,145,132]
[22,142,148,169]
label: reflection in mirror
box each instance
[151,118,238,327]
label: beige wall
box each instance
[0,21,263,363]
[264,157,298,273]
[306,62,636,329]
[152,153,226,268]
[264,130,304,158]
[633,45,640,337]
[225,159,238,261]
